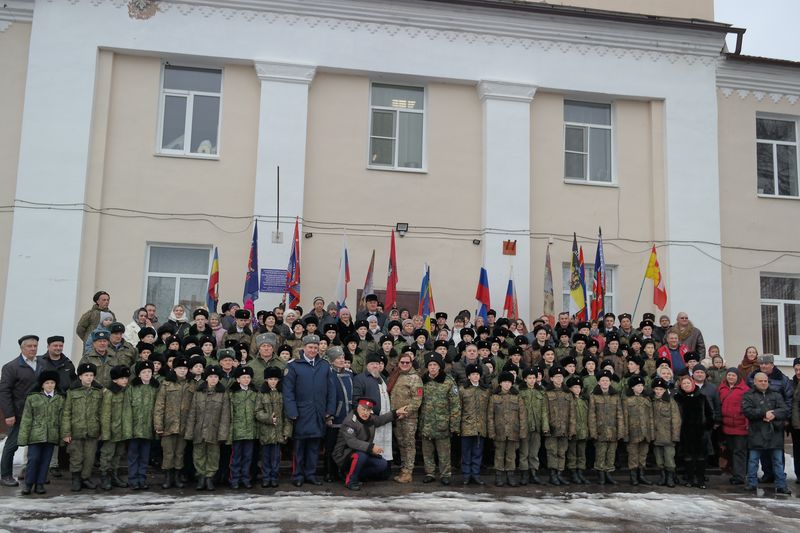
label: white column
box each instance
[252,61,316,311]
[478,81,536,320]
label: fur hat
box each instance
[110,365,131,381]
[627,375,645,388]
[264,367,283,380]
[172,356,189,369]
[465,363,481,377]
[426,353,444,370]
[651,377,669,390]
[134,360,155,376]
[498,371,515,384]
[566,375,582,389]
[204,365,223,379]
[77,362,97,376]
[599,369,615,380]
[365,352,383,365]
[234,309,251,320]
[234,366,254,378]
[38,370,60,387]
[217,348,236,361]
[188,355,206,369]
[549,366,568,378]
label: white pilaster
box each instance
[478,81,536,320]
[253,61,316,311]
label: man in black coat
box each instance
[36,336,77,394]
[351,353,386,412]
[0,335,41,486]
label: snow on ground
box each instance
[0,489,797,532]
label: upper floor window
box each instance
[564,101,612,183]
[369,83,424,170]
[756,116,798,197]
[145,245,211,315]
[158,65,222,157]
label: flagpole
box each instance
[632,266,648,320]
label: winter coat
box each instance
[221,327,252,351]
[184,381,231,443]
[651,392,681,445]
[79,350,129,389]
[668,323,706,357]
[742,388,791,450]
[719,379,750,436]
[246,355,286,384]
[572,394,589,441]
[658,344,690,374]
[153,373,193,436]
[746,366,794,412]
[451,358,492,388]
[101,383,132,442]
[0,355,39,419]
[459,384,490,437]
[332,369,355,426]
[588,386,624,442]
[519,384,549,434]
[76,304,116,342]
[543,382,575,438]
[18,387,64,446]
[601,351,625,378]
[168,319,191,340]
[332,409,396,467]
[488,389,527,441]
[62,381,104,439]
[36,354,77,394]
[674,386,714,455]
[642,354,658,378]
[737,358,759,383]
[283,356,337,439]
[107,341,138,369]
[255,386,292,445]
[793,378,800,430]
[419,372,461,439]
[622,392,654,443]
[228,383,258,442]
[129,378,159,439]
[352,372,388,413]
[390,369,423,419]
[697,382,722,423]
[706,367,727,387]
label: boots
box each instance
[549,469,561,486]
[162,470,174,490]
[393,471,412,484]
[173,469,184,488]
[205,477,215,491]
[195,477,205,491]
[21,484,32,495]
[604,471,617,485]
[693,460,707,489]
[638,468,652,486]
[596,470,606,485]
[111,470,128,488]
[576,469,589,484]
[629,470,639,486]
[472,475,485,485]
[570,469,581,484]
[657,469,667,486]
[557,471,569,485]
[520,469,529,486]
[530,469,543,485]
[507,471,519,487]
[34,484,46,494]
[71,473,82,492]
[666,470,676,488]
[100,473,112,491]
[495,471,505,487]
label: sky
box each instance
[715,0,800,61]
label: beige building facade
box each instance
[0,0,798,370]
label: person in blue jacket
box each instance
[283,334,337,487]
[324,346,353,482]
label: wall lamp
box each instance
[304,232,313,239]
[396,223,409,237]
[472,239,481,246]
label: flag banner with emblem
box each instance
[334,234,350,309]
[385,230,399,310]
[243,222,259,314]
[577,245,588,321]
[503,266,518,320]
[645,244,668,310]
[543,242,554,324]
[207,246,220,313]
[360,249,375,310]
[285,217,301,308]
[568,233,587,319]
[418,263,435,332]
[475,266,491,323]
[591,227,606,320]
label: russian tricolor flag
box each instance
[475,267,491,323]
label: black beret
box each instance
[110,365,131,380]
[46,335,65,345]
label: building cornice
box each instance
[717,58,800,105]
[255,61,316,84]
[0,0,34,32]
[478,81,536,103]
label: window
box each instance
[564,100,612,182]
[756,116,798,196]
[145,245,211,315]
[369,83,424,170]
[158,65,222,157]
[561,263,615,316]
[760,275,800,361]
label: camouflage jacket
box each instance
[101,383,131,442]
[419,372,461,439]
[622,392,654,443]
[255,386,292,445]
[543,382,575,438]
[589,386,625,441]
[62,381,104,439]
[459,383,490,437]
[518,384,549,434]
[651,393,682,445]
[19,390,64,446]
[228,383,258,442]
[390,370,423,418]
[184,381,231,443]
[572,394,589,441]
[129,378,159,440]
[153,374,193,436]
[487,388,528,441]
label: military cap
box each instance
[323,323,338,333]
[38,370,60,387]
[522,368,537,379]
[426,353,445,370]
[549,366,568,378]
[507,345,522,356]
[603,312,616,320]
[465,363,481,377]
[134,360,155,376]
[651,377,669,390]
[576,321,591,330]
[188,355,206,369]
[234,366,254,378]
[302,334,320,346]
[326,346,345,359]
[566,375,583,389]
[599,369,615,380]
[365,352,383,365]
[379,334,393,345]
[461,327,476,339]
[386,320,402,332]
[264,367,283,380]
[217,348,236,361]
[303,315,319,326]
[683,351,700,363]
[656,356,672,368]
[627,355,643,368]
[618,313,632,321]
[642,313,656,322]
[498,371,515,384]
[605,332,620,343]
[413,328,429,340]
[573,333,588,344]
[277,344,292,354]
[560,355,577,367]
[627,375,645,388]
[514,335,529,346]
[584,354,599,366]
[476,340,490,350]
[92,330,110,342]
[234,309,251,320]
[355,320,369,330]
[639,320,655,329]
[138,327,157,339]
[184,346,203,357]
[433,340,449,350]
[204,365,223,379]
[172,355,189,369]
[435,312,448,320]
[148,352,166,365]
[364,294,378,302]
[193,308,209,319]
[256,333,278,348]
[46,335,65,345]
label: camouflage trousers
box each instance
[421,437,451,478]
[68,438,98,479]
[395,417,418,474]
[627,441,650,469]
[161,434,187,470]
[193,442,220,478]
[544,436,568,471]
[594,440,617,472]
[99,440,127,472]
[519,431,542,471]
[566,439,587,470]
[653,444,676,470]
[493,440,519,472]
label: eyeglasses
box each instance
[399,361,412,365]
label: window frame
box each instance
[759,273,800,364]
[156,63,224,160]
[367,81,427,173]
[563,99,615,185]
[143,243,213,311]
[755,113,799,198]
[561,262,616,317]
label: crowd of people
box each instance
[1,290,798,497]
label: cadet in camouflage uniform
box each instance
[623,375,655,486]
[390,351,423,483]
[127,360,160,489]
[589,369,625,485]
[488,371,527,487]
[543,366,575,486]
[62,362,104,491]
[154,355,193,489]
[99,365,131,490]
[18,370,64,495]
[228,366,258,489]
[419,354,460,485]
[566,375,590,484]
[650,376,681,487]
[184,365,231,491]
[221,309,254,351]
[107,322,138,369]
[459,363,490,485]
[256,367,292,487]
[518,368,548,485]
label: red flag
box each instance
[385,230,398,309]
[285,218,301,308]
[645,245,667,310]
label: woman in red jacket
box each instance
[719,368,750,485]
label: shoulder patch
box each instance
[416,387,423,397]
[346,427,355,434]
[452,386,459,395]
